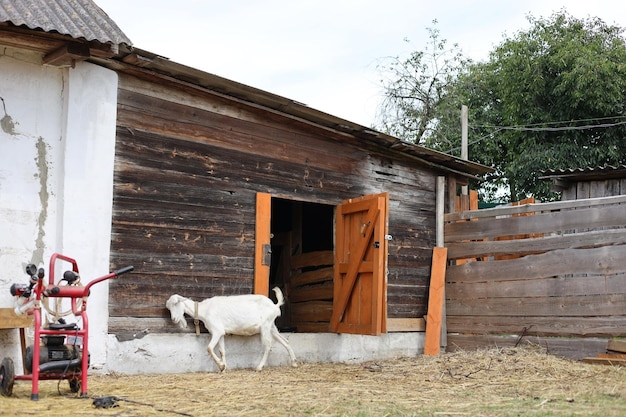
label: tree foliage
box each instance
[378,11,626,202]
[376,21,472,150]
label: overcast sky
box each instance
[96,0,626,128]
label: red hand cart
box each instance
[0,253,133,400]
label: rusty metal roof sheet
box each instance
[0,0,131,45]
[540,164,626,181]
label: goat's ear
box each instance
[165,294,180,309]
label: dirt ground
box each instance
[2,345,625,417]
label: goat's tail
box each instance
[272,286,285,307]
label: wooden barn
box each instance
[0,0,493,373]
[101,48,492,339]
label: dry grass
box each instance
[2,345,625,416]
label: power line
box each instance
[477,120,626,132]
[444,116,626,154]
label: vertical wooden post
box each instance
[447,176,457,214]
[424,246,448,355]
[436,176,445,248]
[436,176,448,350]
[461,105,469,197]
[254,192,271,296]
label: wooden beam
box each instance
[424,247,448,355]
[608,339,626,354]
[581,357,626,366]
[0,308,32,329]
[597,353,626,359]
[43,43,90,67]
[436,176,445,247]
[387,318,426,332]
[445,194,626,223]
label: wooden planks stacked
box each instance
[289,250,334,332]
[582,340,626,366]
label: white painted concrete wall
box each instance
[0,46,118,373]
[105,332,424,374]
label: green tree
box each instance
[461,11,626,201]
[380,11,626,202]
[376,21,472,150]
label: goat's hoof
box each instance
[292,362,299,368]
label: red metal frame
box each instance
[13,253,131,400]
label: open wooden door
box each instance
[330,192,389,335]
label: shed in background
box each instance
[541,164,626,200]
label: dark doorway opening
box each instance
[269,198,334,332]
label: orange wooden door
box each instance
[330,192,389,335]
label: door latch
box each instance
[374,234,393,248]
[262,244,272,266]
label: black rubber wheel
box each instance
[69,378,81,393]
[0,357,15,397]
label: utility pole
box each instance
[461,105,468,196]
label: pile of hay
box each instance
[5,345,625,416]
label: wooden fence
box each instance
[443,194,626,359]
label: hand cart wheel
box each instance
[0,357,15,397]
[69,377,81,393]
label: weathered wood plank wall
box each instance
[443,195,626,359]
[561,177,626,200]
[108,73,442,334]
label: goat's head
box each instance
[165,294,188,329]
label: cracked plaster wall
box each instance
[0,46,118,371]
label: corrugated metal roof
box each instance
[540,164,626,181]
[0,0,131,45]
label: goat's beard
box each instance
[166,296,188,329]
[170,312,188,329]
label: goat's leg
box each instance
[218,336,226,369]
[271,325,298,367]
[256,327,273,371]
[207,333,226,372]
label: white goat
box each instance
[165,287,298,372]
